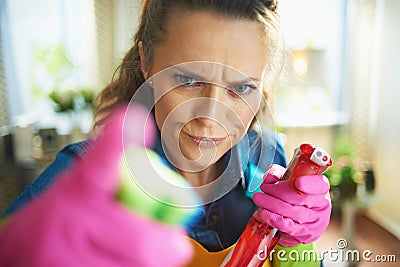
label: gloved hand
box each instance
[0,105,193,267]
[253,164,331,247]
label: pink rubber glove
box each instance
[0,105,193,267]
[253,164,331,247]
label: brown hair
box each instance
[94,0,283,128]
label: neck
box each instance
[177,159,224,187]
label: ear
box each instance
[138,41,149,79]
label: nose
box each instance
[196,84,227,127]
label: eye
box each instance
[173,74,201,87]
[230,84,258,96]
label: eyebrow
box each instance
[172,65,261,85]
[173,66,206,81]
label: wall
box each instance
[281,126,335,161]
[367,0,400,239]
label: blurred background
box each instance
[0,0,399,265]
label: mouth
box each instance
[186,133,226,148]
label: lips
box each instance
[186,133,226,148]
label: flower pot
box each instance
[338,179,358,198]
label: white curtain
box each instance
[93,0,116,87]
[0,25,9,128]
[343,0,378,161]
[0,0,23,122]
[93,0,141,87]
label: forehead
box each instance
[150,11,269,78]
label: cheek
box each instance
[154,97,172,131]
[154,91,186,130]
[234,104,257,131]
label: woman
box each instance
[0,1,331,266]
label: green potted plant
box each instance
[49,87,95,114]
[326,132,359,199]
[336,156,358,198]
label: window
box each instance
[2,0,96,133]
[275,0,347,127]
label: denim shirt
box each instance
[1,130,287,252]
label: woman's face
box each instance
[141,12,269,172]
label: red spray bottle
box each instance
[222,143,332,267]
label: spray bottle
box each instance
[222,143,332,267]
